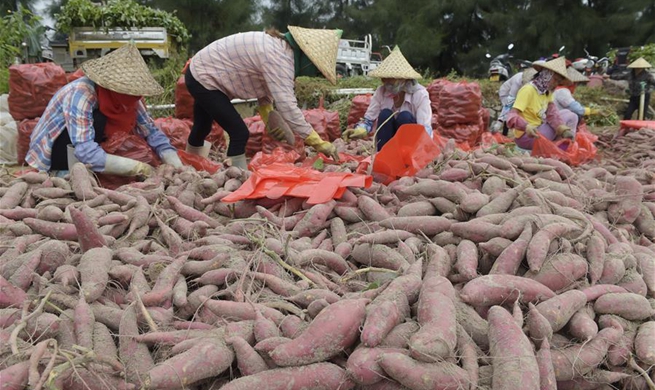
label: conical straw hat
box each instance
[628,57,652,69]
[368,46,421,79]
[288,26,342,85]
[532,57,570,80]
[81,43,164,96]
[522,68,538,84]
[566,67,589,83]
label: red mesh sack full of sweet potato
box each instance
[347,94,372,129]
[175,76,194,119]
[9,63,68,121]
[154,117,191,150]
[66,69,86,84]
[17,118,40,165]
[437,81,482,127]
[304,103,340,142]
[427,78,449,113]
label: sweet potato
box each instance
[526,302,553,347]
[586,232,606,285]
[598,254,626,285]
[535,290,587,332]
[346,347,408,385]
[0,182,28,209]
[537,339,557,390]
[456,325,479,389]
[270,298,368,366]
[459,274,555,306]
[488,305,540,389]
[227,336,269,376]
[358,196,392,222]
[378,216,452,236]
[455,239,478,280]
[351,244,408,271]
[69,205,107,252]
[527,253,588,292]
[476,182,526,217]
[402,179,467,202]
[478,237,513,258]
[77,247,112,303]
[490,223,532,275]
[219,362,354,390]
[634,321,655,365]
[141,255,187,307]
[0,361,30,390]
[22,218,78,241]
[119,305,154,384]
[380,321,420,349]
[550,327,622,381]
[526,222,582,272]
[297,249,350,275]
[566,306,598,341]
[293,201,336,237]
[607,176,643,224]
[397,201,437,217]
[594,292,655,320]
[450,220,503,242]
[70,163,98,200]
[377,352,469,390]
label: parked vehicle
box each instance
[336,34,382,77]
[572,48,610,76]
[45,27,174,72]
[607,47,632,80]
[486,43,514,82]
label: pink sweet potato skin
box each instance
[270,298,369,366]
[488,306,540,390]
[377,352,470,390]
[346,347,408,385]
[219,362,355,390]
[459,275,555,306]
[550,327,622,381]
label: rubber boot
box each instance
[185,141,211,158]
[229,154,248,170]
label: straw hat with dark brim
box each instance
[532,57,571,81]
[288,26,342,85]
[368,46,422,80]
[566,67,589,83]
[628,57,652,69]
[81,43,164,96]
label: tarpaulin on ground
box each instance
[221,162,372,205]
[8,63,67,121]
[619,120,655,136]
[372,124,441,184]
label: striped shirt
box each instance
[358,85,433,137]
[190,31,313,138]
[26,77,175,172]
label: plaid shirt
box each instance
[26,77,175,171]
[190,31,313,138]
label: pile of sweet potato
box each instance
[1,139,654,390]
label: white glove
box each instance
[103,154,154,177]
[160,149,183,168]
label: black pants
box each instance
[624,93,651,120]
[50,109,107,170]
[185,67,249,156]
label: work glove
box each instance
[258,104,287,142]
[160,149,183,168]
[305,130,339,162]
[103,154,154,178]
[342,127,368,142]
[584,107,601,116]
[556,124,572,136]
[491,120,503,134]
[525,124,539,137]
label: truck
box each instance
[45,27,173,72]
[336,34,382,77]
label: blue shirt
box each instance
[26,77,175,171]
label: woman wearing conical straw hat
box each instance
[492,64,539,135]
[611,57,655,119]
[342,46,432,151]
[553,66,603,119]
[26,43,182,176]
[185,26,342,169]
[506,57,580,150]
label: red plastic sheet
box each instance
[249,148,301,170]
[222,163,372,205]
[17,118,40,165]
[8,63,68,121]
[531,130,598,166]
[175,75,194,119]
[372,124,441,184]
[154,117,191,150]
[178,149,220,173]
[619,120,655,136]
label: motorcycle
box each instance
[572,48,610,75]
[486,43,514,82]
[607,47,631,80]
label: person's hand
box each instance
[342,127,368,141]
[132,162,154,178]
[104,154,154,178]
[556,124,571,136]
[525,124,539,137]
[160,149,183,168]
[305,130,340,162]
[268,126,287,142]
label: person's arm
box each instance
[358,87,384,133]
[506,109,529,130]
[63,87,107,172]
[556,89,586,117]
[545,102,564,129]
[134,101,177,156]
[414,88,433,136]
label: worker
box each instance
[185,26,342,169]
[342,46,432,151]
[553,66,601,119]
[611,57,655,120]
[506,57,578,150]
[26,43,182,176]
[493,64,539,135]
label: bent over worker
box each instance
[185,26,342,169]
[26,43,182,176]
[342,46,432,151]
